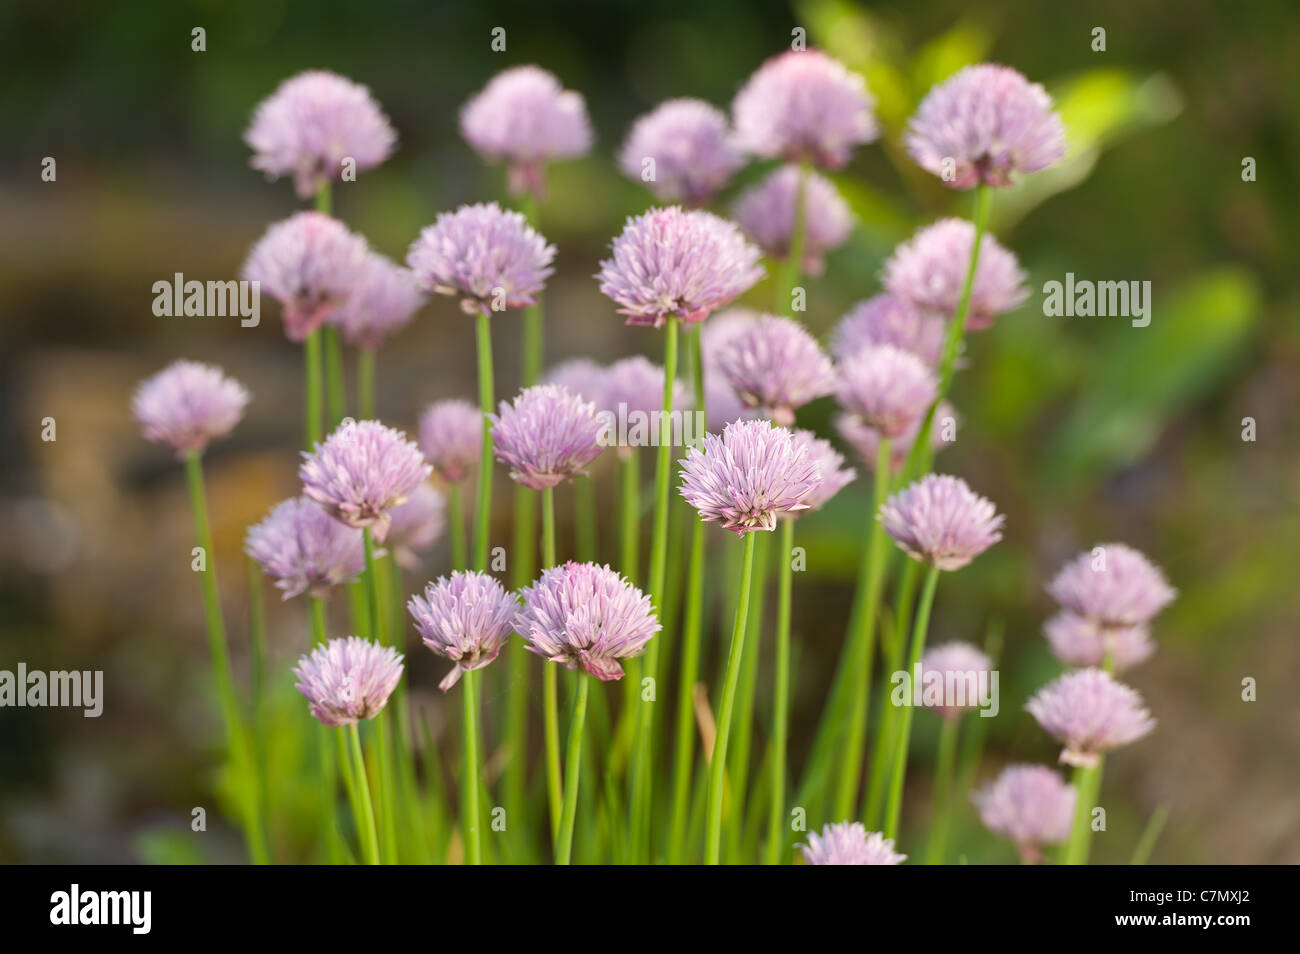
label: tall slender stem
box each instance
[304,330,322,449]
[323,327,347,428]
[540,487,562,845]
[574,474,598,562]
[884,564,941,840]
[1062,757,1105,865]
[362,528,396,861]
[765,517,795,864]
[776,160,810,315]
[358,346,376,420]
[924,717,961,864]
[619,455,640,582]
[706,530,758,864]
[461,668,482,865]
[448,484,467,571]
[865,556,919,827]
[725,530,768,858]
[473,310,495,572]
[556,673,590,865]
[245,556,269,855]
[346,723,380,865]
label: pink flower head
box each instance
[516,561,660,681]
[241,211,371,342]
[244,497,365,600]
[293,636,403,727]
[732,165,852,275]
[543,358,608,403]
[1043,611,1155,672]
[490,384,604,490]
[973,765,1076,861]
[800,823,905,866]
[880,473,1003,571]
[715,314,836,426]
[418,399,482,485]
[299,419,432,541]
[408,570,518,691]
[1046,544,1176,628]
[245,70,396,199]
[619,98,744,205]
[732,50,878,169]
[883,218,1027,332]
[597,206,764,328]
[329,252,425,350]
[1027,668,1156,768]
[600,356,690,420]
[700,306,762,360]
[836,401,956,474]
[906,64,1065,190]
[679,419,821,535]
[384,483,445,570]
[407,202,555,315]
[133,360,250,457]
[460,65,592,199]
[831,293,946,367]
[919,641,995,720]
[790,429,855,514]
[836,344,938,439]
[699,307,763,431]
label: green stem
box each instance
[323,327,347,428]
[765,517,795,864]
[864,555,921,827]
[473,310,495,572]
[619,455,640,582]
[245,556,269,855]
[304,330,322,449]
[448,484,467,571]
[776,160,809,315]
[541,486,556,569]
[574,474,598,563]
[518,191,544,386]
[832,437,893,819]
[540,488,562,846]
[362,529,396,862]
[556,673,590,864]
[1130,805,1169,865]
[461,668,482,864]
[705,530,758,864]
[309,598,347,864]
[726,530,768,858]
[315,180,332,215]
[924,717,960,864]
[346,723,380,865]
[358,346,376,420]
[884,564,941,841]
[1062,757,1105,865]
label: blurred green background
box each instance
[1,0,1297,863]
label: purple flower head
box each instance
[543,358,608,403]
[299,420,432,541]
[384,483,445,571]
[836,401,956,474]
[732,50,878,169]
[1046,544,1176,628]
[1043,611,1154,672]
[732,165,852,275]
[973,765,1076,861]
[699,307,763,430]
[836,344,938,439]
[418,400,482,485]
[700,306,761,360]
[790,429,855,514]
[241,211,371,342]
[919,641,995,721]
[329,253,425,350]
[906,64,1065,190]
[407,202,555,315]
[491,384,604,490]
[244,497,365,600]
[600,356,689,418]
[880,473,1003,571]
[409,571,519,691]
[1026,668,1156,768]
[245,70,396,199]
[883,218,1027,332]
[800,823,905,866]
[460,65,592,199]
[715,314,836,426]
[597,206,764,328]
[133,360,250,457]
[293,636,403,727]
[619,98,744,205]
[679,419,821,535]
[831,293,946,367]
[516,562,660,681]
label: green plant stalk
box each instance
[346,723,381,865]
[184,451,268,864]
[473,310,495,572]
[864,556,920,828]
[924,717,961,864]
[953,618,1004,804]
[705,530,758,864]
[725,531,769,858]
[358,346,376,420]
[324,327,347,428]
[518,191,545,386]
[831,437,894,820]
[503,486,537,840]
[461,668,482,865]
[309,597,348,864]
[884,564,941,841]
[385,554,428,863]
[574,473,598,562]
[540,487,563,846]
[362,529,397,862]
[776,160,810,315]
[1130,805,1170,865]
[245,556,270,858]
[619,454,640,582]
[448,484,468,570]
[556,673,590,865]
[1062,757,1105,865]
[304,330,323,449]
[765,517,795,864]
